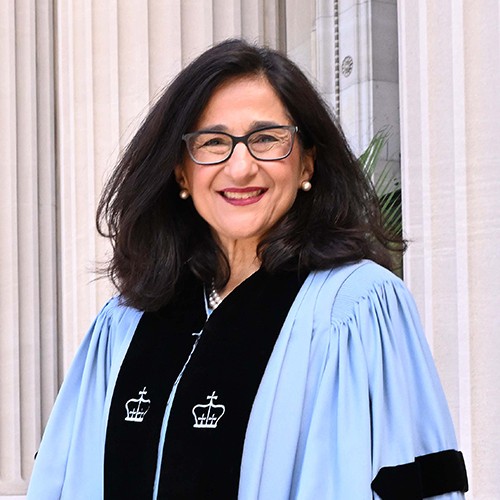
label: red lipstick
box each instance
[218,187,267,206]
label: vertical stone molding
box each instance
[399,0,500,497]
[283,0,316,77]
[337,0,400,191]
[305,0,403,207]
[314,0,338,112]
[0,0,58,494]
[1,0,285,495]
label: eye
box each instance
[250,133,280,144]
[200,137,223,147]
[194,134,231,150]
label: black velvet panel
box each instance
[104,269,304,499]
[157,269,305,499]
[371,449,468,499]
[104,272,207,499]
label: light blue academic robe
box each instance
[27,261,465,499]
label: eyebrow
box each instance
[196,120,285,134]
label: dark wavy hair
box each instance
[96,38,405,311]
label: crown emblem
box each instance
[192,391,226,429]
[125,387,151,422]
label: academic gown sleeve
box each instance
[240,261,466,499]
[26,297,143,500]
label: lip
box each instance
[218,187,268,206]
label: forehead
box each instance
[195,76,290,130]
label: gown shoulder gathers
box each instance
[27,261,466,499]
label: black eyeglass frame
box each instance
[181,125,299,165]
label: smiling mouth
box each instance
[220,189,266,200]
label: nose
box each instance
[223,142,258,182]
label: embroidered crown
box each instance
[192,391,225,429]
[125,387,151,422]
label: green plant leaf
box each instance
[359,129,402,236]
[359,129,403,275]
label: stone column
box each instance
[0,0,285,494]
[0,0,57,495]
[399,1,500,497]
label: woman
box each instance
[27,39,467,499]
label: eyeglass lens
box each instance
[185,126,295,164]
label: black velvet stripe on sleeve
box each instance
[104,272,207,500]
[371,449,468,499]
[157,269,305,499]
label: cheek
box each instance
[185,170,218,217]
[271,171,302,212]
[277,162,305,193]
[182,164,206,192]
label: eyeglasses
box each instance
[182,125,298,165]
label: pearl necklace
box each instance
[208,281,223,310]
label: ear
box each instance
[300,147,315,183]
[174,164,188,189]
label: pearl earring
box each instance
[301,180,312,192]
[179,189,190,200]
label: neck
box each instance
[217,239,261,300]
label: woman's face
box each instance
[176,76,314,253]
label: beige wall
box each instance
[399,1,500,498]
[1,0,57,493]
[1,0,498,496]
[1,0,287,494]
